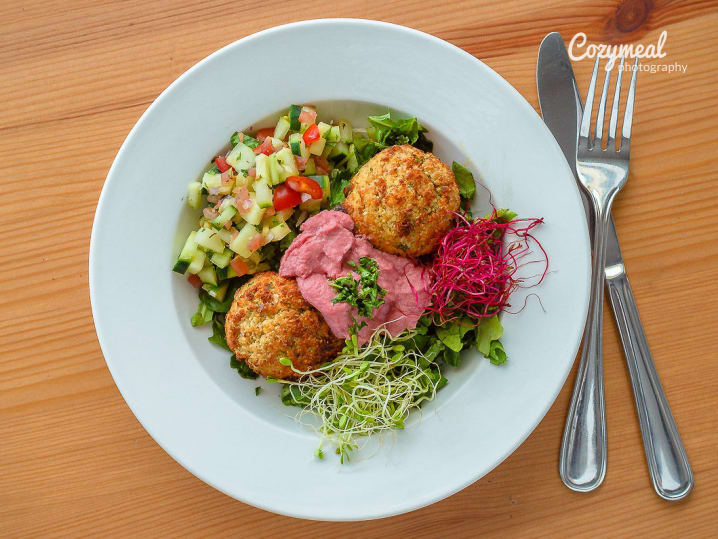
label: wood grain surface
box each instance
[2,0,717,536]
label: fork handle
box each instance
[606,273,694,500]
[559,201,611,492]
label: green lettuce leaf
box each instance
[451,162,476,200]
[190,302,213,327]
[488,340,507,365]
[208,315,231,350]
[435,319,472,352]
[329,169,352,208]
[230,355,258,379]
[476,315,504,356]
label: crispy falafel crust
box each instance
[225,272,344,380]
[343,144,460,257]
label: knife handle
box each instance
[559,205,609,492]
[606,272,694,500]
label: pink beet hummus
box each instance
[279,210,431,345]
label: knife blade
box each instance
[536,32,693,500]
[536,32,596,241]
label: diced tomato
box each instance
[230,256,249,276]
[216,156,230,172]
[273,183,302,211]
[285,176,323,200]
[187,274,202,288]
[255,127,275,141]
[302,124,320,146]
[253,137,275,155]
[298,107,317,125]
[248,234,264,252]
[264,206,276,217]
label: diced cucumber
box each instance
[327,125,341,142]
[229,224,259,258]
[289,104,301,131]
[337,120,353,143]
[217,197,232,212]
[254,181,273,209]
[346,146,359,172]
[195,227,225,253]
[217,228,234,244]
[269,220,292,242]
[187,181,202,209]
[317,122,332,139]
[242,199,266,225]
[304,157,316,175]
[174,231,198,272]
[172,260,190,274]
[261,214,284,229]
[197,265,217,286]
[210,248,233,269]
[274,116,291,141]
[235,193,265,226]
[275,147,299,181]
[321,141,335,158]
[267,137,284,151]
[288,133,304,156]
[329,141,350,159]
[255,153,271,184]
[226,141,255,173]
[202,281,229,301]
[211,205,237,229]
[202,171,222,190]
[187,249,206,274]
[309,138,326,155]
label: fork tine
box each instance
[608,56,625,147]
[594,63,612,146]
[622,58,639,145]
[580,57,600,142]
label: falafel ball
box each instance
[225,271,343,380]
[343,144,460,257]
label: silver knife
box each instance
[537,32,693,500]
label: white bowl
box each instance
[90,19,590,521]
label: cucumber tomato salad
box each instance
[173,105,361,306]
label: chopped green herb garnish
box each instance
[330,257,386,318]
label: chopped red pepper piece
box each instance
[302,124,320,146]
[187,274,202,288]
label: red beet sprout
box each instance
[427,210,548,323]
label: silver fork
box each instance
[559,56,637,491]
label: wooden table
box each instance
[2,1,716,536]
